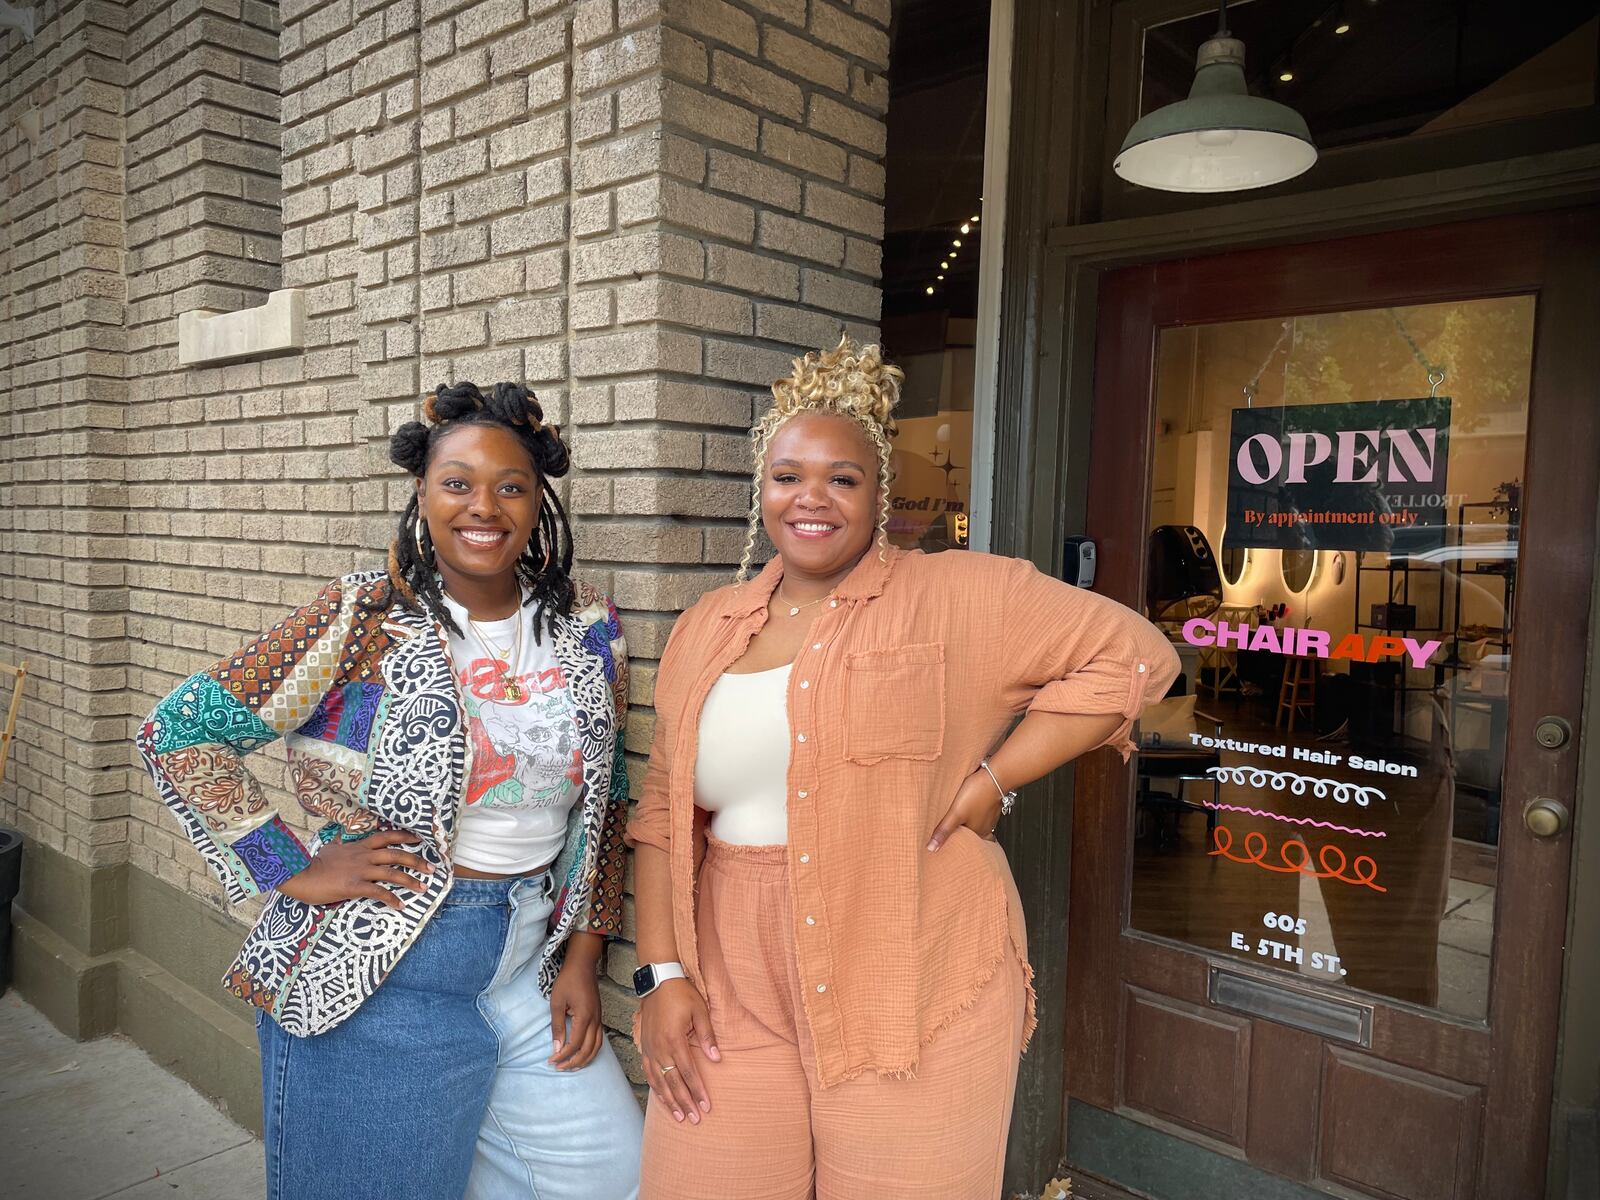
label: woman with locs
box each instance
[137,382,642,1200]
[628,337,1180,1198]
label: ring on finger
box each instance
[660,1063,677,1074]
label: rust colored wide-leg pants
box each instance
[640,839,1026,1200]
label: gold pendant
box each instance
[503,680,523,702]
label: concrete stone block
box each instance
[711,51,803,121]
[615,178,755,241]
[807,94,886,156]
[754,302,847,349]
[612,378,754,427]
[573,192,616,238]
[490,15,568,75]
[843,236,882,279]
[803,182,884,238]
[451,260,526,305]
[578,27,663,93]
[456,79,532,139]
[454,173,527,223]
[666,0,757,56]
[707,150,802,211]
[706,245,800,300]
[615,280,752,336]
[454,0,526,47]
[756,212,845,267]
[763,27,849,93]
[177,290,306,366]
[759,120,847,180]
[809,0,889,65]
[850,65,890,115]
[573,231,705,283]
[576,93,619,143]
[489,111,567,167]
[489,296,565,341]
[574,0,617,46]
[800,268,881,320]
[421,48,489,106]
[573,428,704,471]
[703,337,796,387]
[489,203,567,254]
[571,328,703,378]
[660,80,758,150]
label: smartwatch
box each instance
[632,961,687,998]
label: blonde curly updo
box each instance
[737,335,905,581]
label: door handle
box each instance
[1524,797,1570,839]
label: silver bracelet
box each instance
[978,759,1019,816]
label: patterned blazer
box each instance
[136,571,630,1038]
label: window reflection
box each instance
[1132,296,1535,1021]
[882,0,990,552]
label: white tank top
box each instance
[693,664,792,845]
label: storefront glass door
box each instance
[1131,295,1532,1023]
[1063,212,1598,1200]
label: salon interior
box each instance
[1132,295,1532,1020]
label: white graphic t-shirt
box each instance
[443,594,584,874]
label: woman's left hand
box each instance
[927,768,1004,852]
[548,932,605,1071]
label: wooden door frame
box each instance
[1057,210,1598,1197]
[986,48,1600,1180]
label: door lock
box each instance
[1535,717,1572,749]
[1525,798,1570,839]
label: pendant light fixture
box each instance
[1114,0,1317,193]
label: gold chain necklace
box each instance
[774,588,831,618]
[466,609,525,702]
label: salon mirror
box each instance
[1219,540,1249,586]
[1281,548,1317,593]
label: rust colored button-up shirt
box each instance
[626,546,1179,1085]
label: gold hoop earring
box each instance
[414,518,427,559]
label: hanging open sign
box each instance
[1225,397,1453,553]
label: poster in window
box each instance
[1226,397,1452,554]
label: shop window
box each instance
[1133,295,1535,1021]
[1141,1,1598,150]
[880,0,992,552]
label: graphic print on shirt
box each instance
[458,655,583,810]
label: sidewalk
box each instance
[0,993,263,1199]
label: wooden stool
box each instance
[1198,603,1256,695]
[1276,656,1317,732]
[0,659,27,790]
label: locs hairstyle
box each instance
[386,381,575,640]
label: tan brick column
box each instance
[0,1,136,870]
[564,0,890,1056]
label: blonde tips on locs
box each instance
[737,335,904,582]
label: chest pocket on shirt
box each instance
[843,642,946,764]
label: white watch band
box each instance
[650,961,686,985]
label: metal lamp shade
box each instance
[1115,37,1317,193]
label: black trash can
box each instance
[0,827,21,997]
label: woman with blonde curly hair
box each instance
[628,337,1179,1197]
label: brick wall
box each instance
[1,0,891,1077]
[1,2,140,874]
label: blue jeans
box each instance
[257,872,643,1200]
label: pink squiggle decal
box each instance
[1201,801,1385,839]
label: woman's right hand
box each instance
[275,831,430,910]
[639,978,720,1125]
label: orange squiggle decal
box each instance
[1208,825,1387,893]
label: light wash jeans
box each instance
[257,872,643,1200]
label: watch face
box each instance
[632,964,655,996]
